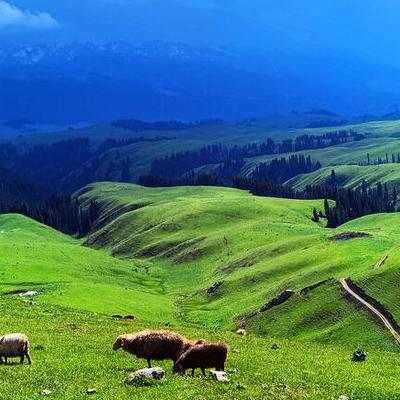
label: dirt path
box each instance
[340,278,400,344]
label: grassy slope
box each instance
[14,118,400,184]
[3,183,400,398]
[286,164,400,191]
[0,214,174,322]
[77,183,400,350]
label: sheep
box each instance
[112,330,193,368]
[0,333,31,365]
[173,342,228,377]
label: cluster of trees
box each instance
[253,155,321,184]
[322,182,396,227]
[97,136,174,154]
[111,118,223,132]
[8,197,100,236]
[363,153,400,165]
[234,177,396,228]
[150,130,364,179]
[294,130,364,151]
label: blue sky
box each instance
[2,1,400,64]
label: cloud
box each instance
[0,1,58,29]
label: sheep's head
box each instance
[173,361,185,375]
[112,336,125,350]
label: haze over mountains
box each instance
[2,40,400,125]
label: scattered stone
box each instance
[86,389,96,395]
[277,383,288,390]
[236,329,246,336]
[232,348,240,354]
[210,370,229,382]
[40,389,52,396]
[271,343,279,350]
[207,281,224,297]
[19,291,39,298]
[130,367,165,381]
[236,382,247,390]
[227,368,238,374]
[123,315,135,320]
[112,314,123,319]
[352,349,367,362]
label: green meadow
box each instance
[2,182,400,398]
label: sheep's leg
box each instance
[191,368,195,377]
[26,353,32,365]
[201,368,206,376]
[20,355,24,364]
[147,359,152,368]
[0,357,3,365]
[4,357,7,365]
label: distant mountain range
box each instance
[2,41,400,124]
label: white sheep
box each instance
[0,333,31,365]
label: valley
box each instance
[2,116,400,399]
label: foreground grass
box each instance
[2,296,400,400]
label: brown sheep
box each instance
[112,330,193,368]
[173,342,228,376]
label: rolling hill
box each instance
[286,164,400,192]
[76,182,400,350]
[3,183,400,398]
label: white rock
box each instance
[40,389,52,396]
[19,291,39,297]
[338,396,349,400]
[130,367,165,381]
[210,370,230,382]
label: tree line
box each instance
[8,196,100,236]
[150,130,364,179]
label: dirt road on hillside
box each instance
[340,278,400,344]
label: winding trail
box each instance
[340,278,400,344]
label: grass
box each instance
[3,183,400,398]
[12,118,400,185]
[3,296,400,400]
[76,183,400,347]
[0,214,175,322]
[286,164,400,191]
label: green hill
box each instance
[76,183,400,350]
[3,183,400,398]
[286,164,400,191]
[0,213,174,321]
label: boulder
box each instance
[352,350,367,362]
[129,367,165,381]
[236,328,246,336]
[210,370,229,382]
[19,291,39,298]
[207,281,224,297]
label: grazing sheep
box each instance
[236,328,246,336]
[173,342,228,376]
[0,333,31,365]
[113,331,193,368]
